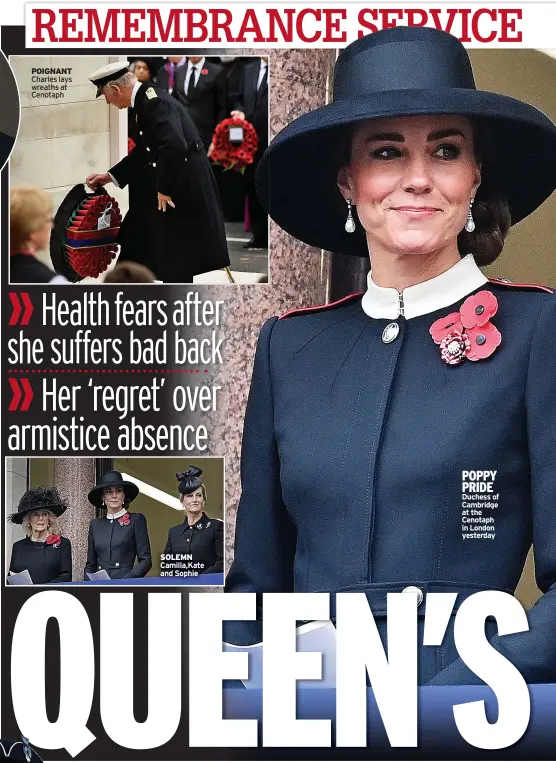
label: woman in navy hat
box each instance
[225,27,556,685]
[164,466,223,576]
[85,471,152,580]
[8,487,72,584]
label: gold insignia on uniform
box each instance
[146,87,158,100]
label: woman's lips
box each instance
[392,206,440,216]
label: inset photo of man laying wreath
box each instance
[9,54,269,285]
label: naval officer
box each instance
[85,62,229,283]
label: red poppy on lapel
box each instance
[118,513,131,526]
[46,534,61,548]
[201,68,209,75]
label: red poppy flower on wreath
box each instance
[210,117,259,173]
[466,322,502,361]
[459,290,498,329]
[46,534,61,548]
[429,312,463,344]
[118,513,131,526]
[430,289,502,365]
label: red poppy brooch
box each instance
[46,534,61,548]
[201,68,209,75]
[429,290,502,365]
[118,513,131,526]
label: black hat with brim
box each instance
[88,471,139,508]
[255,27,556,257]
[9,487,68,524]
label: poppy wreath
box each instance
[210,117,259,173]
[51,185,122,282]
[65,191,121,279]
[429,290,502,365]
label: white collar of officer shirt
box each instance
[131,80,143,108]
[361,253,488,320]
[106,507,128,521]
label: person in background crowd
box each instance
[103,261,156,283]
[8,487,72,584]
[129,58,156,85]
[10,185,68,284]
[164,466,224,575]
[173,56,225,152]
[214,55,252,222]
[232,56,269,249]
[157,56,187,94]
[85,471,151,580]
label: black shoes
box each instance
[243,237,268,250]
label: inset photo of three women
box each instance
[5,456,224,586]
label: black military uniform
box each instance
[109,82,229,283]
[85,511,151,580]
[165,513,223,574]
[9,536,72,584]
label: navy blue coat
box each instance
[85,512,152,579]
[225,266,556,685]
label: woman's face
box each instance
[338,114,481,258]
[29,510,50,534]
[134,61,151,82]
[103,486,125,512]
[181,488,205,514]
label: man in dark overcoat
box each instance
[86,62,229,283]
[173,56,226,151]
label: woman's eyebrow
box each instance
[366,132,404,142]
[427,128,465,140]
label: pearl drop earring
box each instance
[345,199,356,233]
[465,198,475,233]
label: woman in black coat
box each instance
[164,466,223,576]
[8,487,72,584]
[85,471,151,580]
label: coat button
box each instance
[402,585,423,605]
[382,322,399,343]
[152,162,156,167]
[139,131,143,135]
[98,565,101,570]
[115,562,120,567]
[146,147,150,152]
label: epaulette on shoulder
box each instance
[146,87,158,100]
[279,292,363,320]
[489,277,553,294]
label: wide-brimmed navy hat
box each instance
[88,471,139,508]
[256,26,556,257]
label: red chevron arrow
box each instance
[8,378,22,411]
[20,378,33,411]
[8,293,21,326]
[20,293,34,325]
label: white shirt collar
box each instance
[106,507,127,521]
[130,80,142,108]
[188,57,205,72]
[361,254,488,320]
